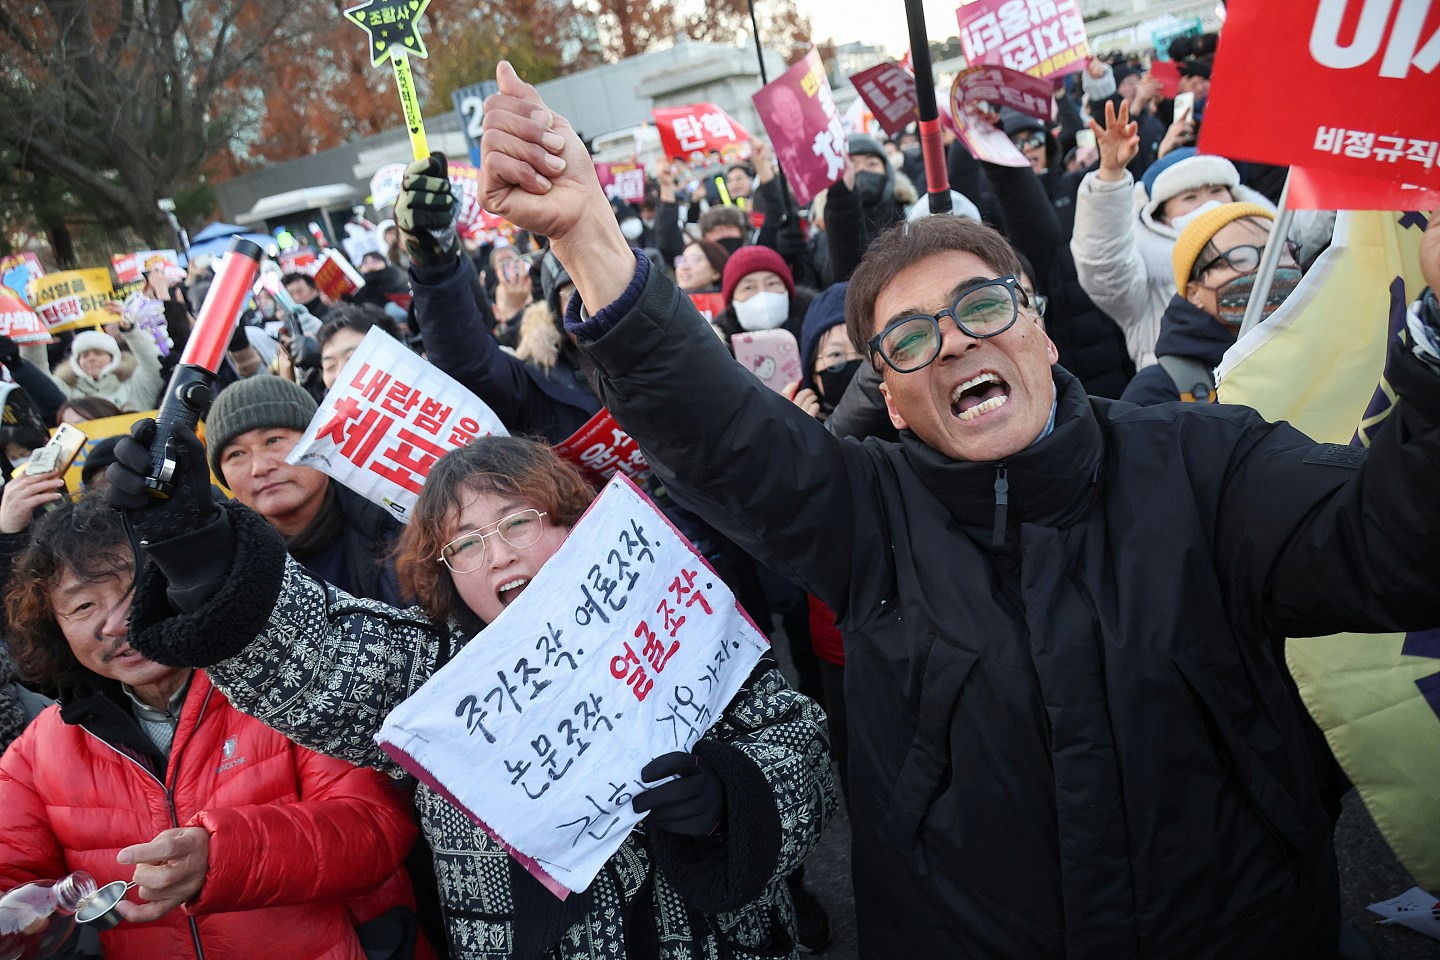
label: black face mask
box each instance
[716,236,744,256]
[854,170,891,208]
[817,359,863,406]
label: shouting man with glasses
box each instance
[471,64,1440,960]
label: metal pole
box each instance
[904,0,952,214]
[745,0,799,223]
[1238,173,1293,338]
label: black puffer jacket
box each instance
[568,261,1440,959]
[1121,294,1234,406]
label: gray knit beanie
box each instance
[204,375,318,483]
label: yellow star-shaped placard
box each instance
[344,0,432,67]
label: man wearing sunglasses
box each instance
[480,63,1440,960]
[1122,203,1300,405]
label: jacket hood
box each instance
[1153,294,1236,367]
[1138,182,1275,240]
[58,349,138,388]
[799,282,848,390]
[899,366,1103,539]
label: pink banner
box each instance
[957,0,1090,80]
[752,48,847,207]
[596,161,647,204]
[849,62,919,137]
[652,104,751,163]
[948,66,1033,168]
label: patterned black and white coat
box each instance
[128,504,837,960]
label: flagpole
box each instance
[1238,172,1294,337]
[745,0,799,224]
[904,0,952,214]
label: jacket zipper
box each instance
[82,684,214,960]
[991,462,1009,547]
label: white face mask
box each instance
[733,290,790,331]
[1168,198,1225,233]
[619,217,644,241]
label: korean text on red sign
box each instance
[652,104,752,162]
[848,62,919,137]
[596,161,647,204]
[948,66,1035,168]
[286,327,509,523]
[1199,0,1440,194]
[957,0,1091,80]
[377,474,769,896]
[752,47,848,207]
[553,408,651,488]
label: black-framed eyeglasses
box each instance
[1011,131,1046,151]
[867,275,1024,374]
[1192,241,1300,280]
[437,509,547,574]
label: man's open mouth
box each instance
[496,577,530,606]
[951,372,1011,422]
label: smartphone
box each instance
[1173,92,1196,125]
[731,329,802,394]
[23,423,88,478]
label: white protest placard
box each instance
[1367,886,1440,940]
[376,474,769,896]
[286,327,509,523]
[369,163,408,210]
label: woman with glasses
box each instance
[672,239,728,294]
[109,431,835,959]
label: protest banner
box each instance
[849,62,919,137]
[947,66,1039,168]
[311,249,366,301]
[0,287,50,345]
[0,253,43,306]
[287,328,509,523]
[687,291,726,324]
[344,0,433,160]
[1288,165,1440,211]
[1216,210,1440,888]
[369,162,407,210]
[652,104,751,163]
[1151,16,1203,60]
[451,79,497,168]
[377,473,770,895]
[956,0,1091,79]
[595,161,647,204]
[32,268,115,333]
[1200,0,1440,199]
[553,408,651,488]
[1148,60,1181,100]
[752,48,848,207]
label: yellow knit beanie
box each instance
[1172,202,1276,297]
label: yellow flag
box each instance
[1217,210,1439,888]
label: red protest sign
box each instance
[596,161,647,204]
[1287,165,1440,211]
[652,104,751,163]
[687,292,726,323]
[957,0,1091,79]
[554,408,652,488]
[0,288,51,345]
[312,249,365,301]
[849,62,919,137]
[1148,60,1181,100]
[1200,0,1440,194]
[111,254,143,285]
[752,48,848,207]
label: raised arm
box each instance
[477,62,887,615]
[1070,100,1152,333]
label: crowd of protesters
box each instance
[1,28,1438,960]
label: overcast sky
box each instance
[796,0,962,56]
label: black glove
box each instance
[394,151,460,268]
[776,220,807,264]
[0,335,20,369]
[106,418,218,542]
[632,751,725,836]
[285,333,321,371]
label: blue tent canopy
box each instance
[186,222,277,262]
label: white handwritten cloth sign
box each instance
[286,327,509,523]
[376,474,769,896]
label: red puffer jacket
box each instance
[0,670,421,960]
